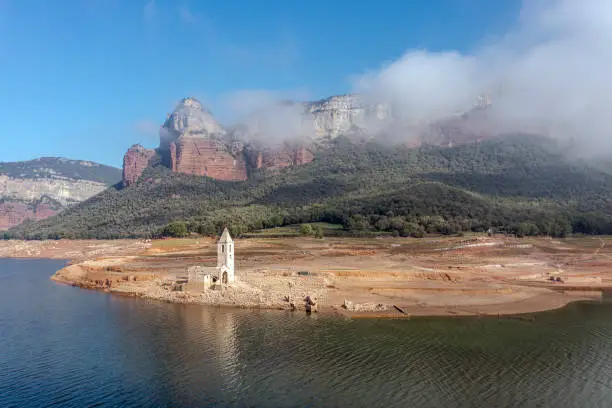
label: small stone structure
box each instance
[186,228,236,289]
[187,265,217,288]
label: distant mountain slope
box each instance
[0,157,121,184]
[120,95,494,187]
[0,157,121,230]
[8,135,612,239]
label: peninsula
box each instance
[1,232,608,318]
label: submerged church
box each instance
[187,227,235,287]
[217,227,235,284]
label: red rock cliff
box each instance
[0,200,59,230]
[122,145,156,187]
[171,137,247,180]
[247,145,314,171]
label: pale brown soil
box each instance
[3,235,611,318]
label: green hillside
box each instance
[7,135,612,239]
[0,157,122,184]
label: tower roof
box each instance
[219,227,233,243]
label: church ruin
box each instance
[187,227,235,288]
[217,228,235,284]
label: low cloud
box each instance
[353,0,612,153]
[220,89,314,145]
[134,119,159,138]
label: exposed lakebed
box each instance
[1,258,611,407]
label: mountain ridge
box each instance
[0,157,121,230]
[121,93,495,186]
[9,134,612,239]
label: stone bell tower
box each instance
[217,227,235,284]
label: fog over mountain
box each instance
[217,0,611,154]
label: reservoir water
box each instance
[1,258,612,407]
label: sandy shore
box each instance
[2,235,611,318]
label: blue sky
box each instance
[0,0,522,167]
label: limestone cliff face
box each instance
[306,94,392,140]
[234,94,385,170]
[162,97,226,141]
[121,94,494,185]
[122,145,156,187]
[0,158,121,230]
[0,174,110,206]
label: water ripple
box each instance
[3,259,612,407]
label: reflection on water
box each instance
[1,258,612,407]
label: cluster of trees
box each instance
[6,135,612,240]
[299,223,324,238]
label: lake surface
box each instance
[1,258,612,407]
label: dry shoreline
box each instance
[2,236,611,318]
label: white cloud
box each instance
[219,89,313,144]
[353,0,612,153]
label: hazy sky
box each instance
[0,0,522,166]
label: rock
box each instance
[157,97,247,180]
[170,137,247,180]
[246,143,314,171]
[162,97,226,143]
[0,199,60,230]
[122,144,156,187]
[0,158,120,230]
[304,295,317,312]
[115,93,497,187]
[306,94,391,140]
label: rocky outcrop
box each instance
[306,94,392,140]
[121,94,495,185]
[0,199,59,230]
[170,137,247,180]
[0,174,109,207]
[246,144,314,170]
[155,98,247,181]
[0,159,120,230]
[122,145,156,187]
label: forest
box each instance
[6,134,612,240]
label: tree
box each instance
[515,222,539,237]
[197,223,216,236]
[404,222,425,238]
[314,225,324,239]
[162,221,188,237]
[348,215,370,231]
[229,224,246,238]
[300,223,313,236]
